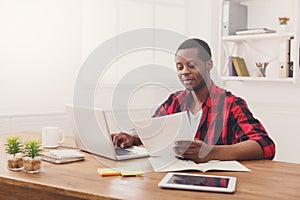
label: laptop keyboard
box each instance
[115,148,135,156]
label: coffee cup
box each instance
[42,127,65,148]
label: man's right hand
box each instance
[111,132,135,149]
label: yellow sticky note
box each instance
[116,167,144,177]
[121,171,144,177]
[97,168,121,177]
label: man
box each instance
[112,38,276,163]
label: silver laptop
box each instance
[65,105,148,160]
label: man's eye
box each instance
[188,64,195,68]
[177,64,184,71]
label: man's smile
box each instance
[182,77,195,85]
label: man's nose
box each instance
[181,65,191,74]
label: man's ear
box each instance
[206,60,213,71]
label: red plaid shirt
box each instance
[153,82,275,160]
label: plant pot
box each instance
[7,153,23,171]
[22,156,42,173]
[277,24,289,33]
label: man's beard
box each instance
[186,80,206,92]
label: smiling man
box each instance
[113,38,276,163]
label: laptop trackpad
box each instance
[115,147,136,156]
[115,145,149,156]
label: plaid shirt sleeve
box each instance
[229,97,276,160]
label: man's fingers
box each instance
[112,134,118,146]
[175,140,200,148]
[111,133,116,139]
[174,140,204,159]
[194,138,201,143]
[175,140,193,146]
[173,146,193,156]
[117,137,126,148]
[113,134,125,147]
[120,141,126,149]
[111,133,135,149]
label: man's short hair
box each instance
[176,38,212,62]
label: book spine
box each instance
[228,56,237,76]
[232,57,242,76]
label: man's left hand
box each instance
[173,139,214,163]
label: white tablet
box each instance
[158,173,237,193]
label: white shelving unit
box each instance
[218,0,300,83]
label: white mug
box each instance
[42,127,65,148]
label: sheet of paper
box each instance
[133,111,195,158]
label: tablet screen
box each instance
[167,174,229,188]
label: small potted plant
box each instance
[278,16,290,33]
[278,16,289,25]
[22,140,43,173]
[4,137,23,171]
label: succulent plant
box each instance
[4,137,23,156]
[24,140,42,158]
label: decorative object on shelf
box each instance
[5,137,24,171]
[255,62,269,77]
[23,140,43,173]
[279,16,289,25]
[278,16,290,33]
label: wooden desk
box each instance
[0,131,300,200]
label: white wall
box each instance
[0,0,82,114]
[0,0,212,115]
[81,0,117,61]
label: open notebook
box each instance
[149,157,250,172]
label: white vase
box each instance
[277,24,289,34]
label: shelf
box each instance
[221,76,294,82]
[222,33,294,42]
[219,0,299,84]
